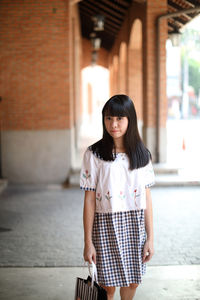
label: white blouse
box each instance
[80,148,155,213]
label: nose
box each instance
[111,119,118,128]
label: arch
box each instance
[129,19,142,50]
[119,42,127,94]
[128,18,143,134]
[80,65,109,148]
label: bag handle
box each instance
[88,261,98,287]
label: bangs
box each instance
[103,100,128,117]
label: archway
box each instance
[80,65,109,151]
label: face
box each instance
[104,115,129,140]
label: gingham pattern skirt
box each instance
[92,209,146,287]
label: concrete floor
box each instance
[0,265,200,300]
[0,184,200,299]
[0,185,200,267]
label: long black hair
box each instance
[89,94,151,170]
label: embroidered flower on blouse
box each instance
[82,169,91,180]
[119,191,125,201]
[96,193,102,202]
[105,191,112,201]
[96,193,102,210]
[133,189,140,209]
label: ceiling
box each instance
[78,0,200,50]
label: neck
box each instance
[113,137,125,153]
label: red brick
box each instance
[0,0,74,130]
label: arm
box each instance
[143,187,154,263]
[83,190,96,264]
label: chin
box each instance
[113,135,123,139]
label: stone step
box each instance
[155,174,200,186]
[153,163,179,175]
[69,169,80,186]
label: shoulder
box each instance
[145,159,154,169]
[83,145,102,164]
[139,158,153,171]
[142,159,155,187]
[89,139,103,153]
[88,139,105,160]
[83,147,95,159]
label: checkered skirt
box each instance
[92,209,146,287]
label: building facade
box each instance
[0,0,199,183]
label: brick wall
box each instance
[0,0,71,130]
[71,3,82,129]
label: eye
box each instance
[105,116,111,120]
[117,116,123,120]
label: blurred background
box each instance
[1,0,200,184]
[166,16,200,176]
[0,1,200,299]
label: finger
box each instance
[143,250,150,263]
[84,253,92,264]
[88,255,93,264]
[144,255,150,263]
[143,251,153,263]
[92,253,96,264]
[145,254,152,262]
[142,249,148,262]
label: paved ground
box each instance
[0,184,200,299]
[0,184,200,267]
[0,265,200,300]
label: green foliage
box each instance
[181,28,200,50]
[181,27,200,96]
[188,59,200,96]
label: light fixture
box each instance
[169,28,182,47]
[91,15,105,31]
[90,32,101,50]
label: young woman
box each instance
[80,94,155,300]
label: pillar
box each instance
[143,0,168,162]
[0,0,73,183]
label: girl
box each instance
[80,95,155,300]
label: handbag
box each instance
[74,261,107,300]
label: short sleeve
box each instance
[144,160,155,188]
[80,149,99,191]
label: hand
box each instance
[142,239,154,263]
[83,242,96,264]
